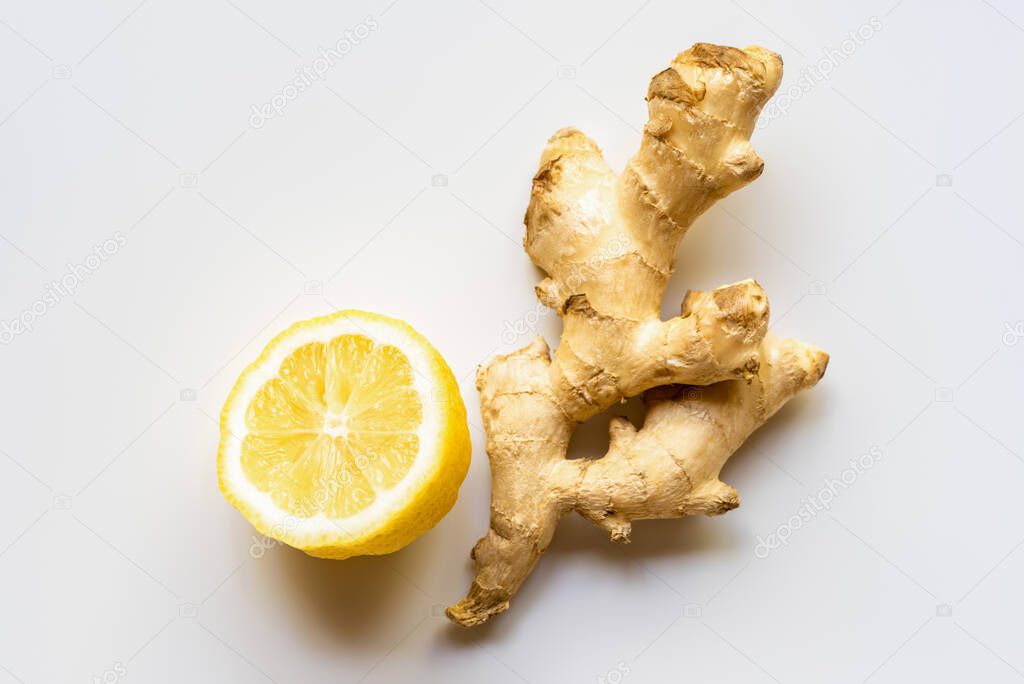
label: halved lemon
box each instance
[217,310,470,558]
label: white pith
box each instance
[220,313,443,545]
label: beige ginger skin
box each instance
[447,44,828,627]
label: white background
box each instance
[1,1,1023,682]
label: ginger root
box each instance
[447,44,828,627]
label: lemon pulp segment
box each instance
[217,310,470,557]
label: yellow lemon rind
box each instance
[216,309,470,558]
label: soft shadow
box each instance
[762,383,831,439]
[440,606,514,647]
[724,377,834,478]
[267,541,429,645]
[437,386,826,644]
[437,513,747,646]
[565,395,647,460]
[561,508,743,559]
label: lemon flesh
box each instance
[218,310,470,558]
